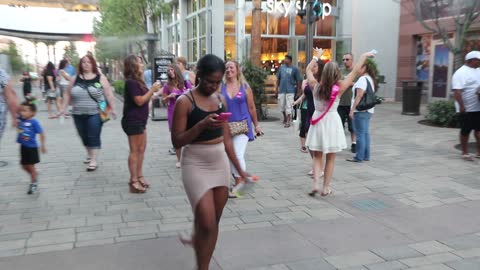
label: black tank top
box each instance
[185,92,225,143]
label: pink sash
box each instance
[310,84,340,125]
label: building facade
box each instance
[161,0,400,100]
[397,0,480,102]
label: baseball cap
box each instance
[465,51,480,61]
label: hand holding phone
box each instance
[216,112,232,121]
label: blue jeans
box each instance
[73,114,103,149]
[353,112,372,161]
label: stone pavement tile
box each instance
[286,258,335,270]
[240,214,278,224]
[0,239,26,251]
[76,229,119,242]
[0,222,48,234]
[408,241,454,255]
[371,245,424,261]
[0,232,30,241]
[237,221,272,230]
[407,264,453,270]
[399,252,460,267]
[446,258,480,270]
[115,232,157,243]
[86,215,122,226]
[48,216,86,229]
[119,224,159,236]
[75,225,102,233]
[290,217,412,255]
[74,238,115,248]
[364,260,408,270]
[245,264,290,270]
[440,234,480,250]
[0,248,25,258]
[452,248,480,258]
[0,237,196,270]
[275,211,310,220]
[27,228,75,247]
[158,222,192,232]
[214,225,324,270]
[369,204,480,241]
[324,251,384,269]
[25,243,74,255]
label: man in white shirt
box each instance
[452,51,480,160]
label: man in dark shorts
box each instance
[452,51,480,161]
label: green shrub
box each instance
[425,100,458,127]
[113,80,125,96]
[242,60,269,120]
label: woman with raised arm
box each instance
[305,48,374,196]
[171,54,250,270]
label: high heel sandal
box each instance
[129,181,146,193]
[138,176,150,188]
[308,189,319,197]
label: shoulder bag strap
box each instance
[310,84,340,125]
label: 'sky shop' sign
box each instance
[265,0,332,19]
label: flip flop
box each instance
[321,189,333,197]
[462,154,474,161]
[86,164,98,171]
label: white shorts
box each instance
[278,93,294,114]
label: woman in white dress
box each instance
[305,48,375,196]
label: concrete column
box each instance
[179,0,188,58]
[210,1,224,58]
[250,0,262,66]
[236,0,246,61]
[351,0,400,100]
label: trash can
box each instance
[401,81,423,115]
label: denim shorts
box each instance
[73,114,103,149]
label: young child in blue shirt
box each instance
[17,97,46,194]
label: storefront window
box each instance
[225,36,236,60]
[199,0,207,9]
[295,16,306,36]
[245,12,267,35]
[199,13,206,36]
[224,0,235,4]
[188,0,198,13]
[267,14,289,35]
[316,15,335,37]
[225,11,235,35]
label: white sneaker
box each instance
[175,162,181,168]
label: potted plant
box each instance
[242,60,269,120]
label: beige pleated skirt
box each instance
[181,142,230,211]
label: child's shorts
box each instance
[20,146,40,165]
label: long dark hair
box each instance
[318,61,341,101]
[314,59,325,85]
[195,54,225,87]
[59,59,68,70]
[363,58,378,92]
[123,54,147,90]
[167,63,185,90]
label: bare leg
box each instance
[322,153,336,194]
[460,132,470,155]
[55,98,63,113]
[47,100,53,117]
[127,134,143,181]
[22,164,37,183]
[176,148,181,163]
[475,131,480,155]
[311,151,323,192]
[136,132,147,178]
[193,187,228,270]
[88,148,99,167]
[300,137,306,149]
[351,132,356,144]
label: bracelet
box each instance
[312,56,319,61]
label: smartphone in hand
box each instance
[216,112,232,121]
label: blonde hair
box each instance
[175,57,187,68]
[224,60,248,87]
[167,63,185,90]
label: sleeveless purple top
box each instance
[221,83,255,141]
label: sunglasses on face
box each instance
[343,59,351,61]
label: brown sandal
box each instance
[129,181,146,193]
[138,176,150,188]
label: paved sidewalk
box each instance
[0,86,480,269]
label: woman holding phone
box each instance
[172,54,250,270]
